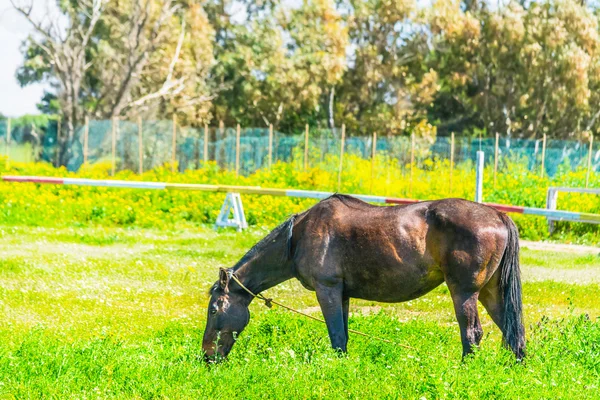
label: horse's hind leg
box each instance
[315,281,348,352]
[479,271,512,351]
[447,285,483,357]
[478,271,503,327]
[342,296,349,347]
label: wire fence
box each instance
[0,118,599,178]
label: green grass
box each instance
[0,225,599,398]
[521,247,600,270]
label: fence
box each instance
[5,175,600,234]
[1,118,599,178]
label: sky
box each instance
[0,0,54,117]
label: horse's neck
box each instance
[235,257,294,295]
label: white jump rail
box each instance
[3,176,600,232]
[546,187,600,233]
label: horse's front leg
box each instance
[315,281,347,352]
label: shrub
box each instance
[0,155,598,243]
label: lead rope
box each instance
[229,273,419,352]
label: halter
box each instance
[228,271,273,308]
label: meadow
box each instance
[0,225,599,398]
[0,159,599,398]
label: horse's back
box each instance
[292,196,435,301]
[296,195,507,255]
[292,195,510,302]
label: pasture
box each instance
[5,0,600,397]
[1,225,599,398]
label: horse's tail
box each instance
[497,212,526,360]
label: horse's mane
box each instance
[208,214,300,294]
[238,214,296,264]
[233,214,298,271]
[325,193,371,209]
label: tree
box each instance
[207,0,348,130]
[87,0,214,125]
[333,0,434,135]
[426,0,600,139]
[13,0,105,158]
[15,0,600,141]
[280,0,348,129]
[14,0,215,165]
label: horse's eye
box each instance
[210,308,217,315]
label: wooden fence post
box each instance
[204,123,208,165]
[236,124,241,177]
[304,124,309,171]
[83,116,89,165]
[541,133,547,178]
[409,132,415,196]
[171,114,177,173]
[337,124,345,191]
[268,124,273,170]
[586,134,594,188]
[494,132,499,188]
[218,120,224,170]
[450,132,455,195]
[55,118,61,167]
[138,116,143,174]
[371,132,377,194]
[111,117,117,176]
[5,118,10,169]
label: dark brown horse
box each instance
[202,195,525,361]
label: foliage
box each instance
[427,0,600,138]
[14,0,215,128]
[210,0,348,130]
[2,114,57,130]
[203,0,600,137]
[335,0,432,135]
[14,0,600,139]
[0,156,598,243]
[91,0,215,125]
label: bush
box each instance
[0,155,598,243]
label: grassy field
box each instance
[0,225,599,398]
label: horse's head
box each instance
[202,268,250,362]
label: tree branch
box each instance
[11,0,56,49]
[127,78,186,109]
[81,0,105,46]
[586,108,600,132]
[164,18,186,86]
[107,0,178,117]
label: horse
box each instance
[202,195,525,361]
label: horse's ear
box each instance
[219,268,229,289]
